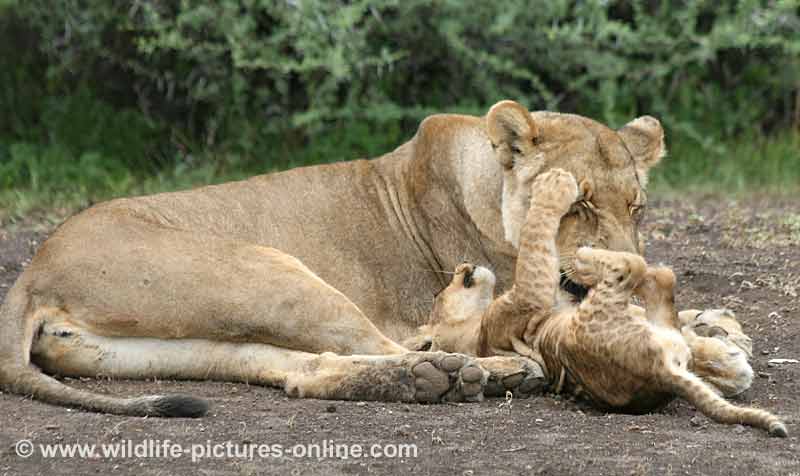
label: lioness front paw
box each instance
[530,168,579,215]
[284,351,488,404]
[411,353,487,403]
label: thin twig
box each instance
[500,445,527,453]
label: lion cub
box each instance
[426,169,786,437]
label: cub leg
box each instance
[634,266,680,330]
[478,169,578,357]
[572,248,648,319]
[635,273,753,397]
[422,264,548,397]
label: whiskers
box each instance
[559,252,577,281]
[414,267,456,275]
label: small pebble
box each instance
[758,371,771,379]
[689,416,704,427]
[325,404,336,413]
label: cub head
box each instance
[429,263,495,326]
[485,100,665,294]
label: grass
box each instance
[0,86,416,226]
[0,149,259,227]
[2,129,798,227]
[649,131,800,196]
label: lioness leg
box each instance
[30,322,487,403]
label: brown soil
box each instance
[1,198,799,476]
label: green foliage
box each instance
[652,130,800,193]
[1,1,799,221]
[12,1,799,143]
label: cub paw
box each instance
[680,309,754,397]
[635,266,676,303]
[530,168,579,215]
[680,308,752,358]
[476,356,546,398]
[573,248,646,290]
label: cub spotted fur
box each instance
[427,169,787,437]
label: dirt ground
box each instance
[1,197,799,476]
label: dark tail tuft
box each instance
[769,421,789,438]
[146,395,209,418]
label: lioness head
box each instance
[485,100,664,292]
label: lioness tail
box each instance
[0,282,207,417]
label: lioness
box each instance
[1,100,668,416]
[427,169,786,437]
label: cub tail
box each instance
[666,368,786,437]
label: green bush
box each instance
[0,0,798,221]
[8,1,799,148]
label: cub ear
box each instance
[486,100,539,168]
[618,116,666,176]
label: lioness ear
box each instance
[618,116,666,176]
[486,100,539,168]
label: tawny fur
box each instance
[1,100,670,415]
[427,169,786,437]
